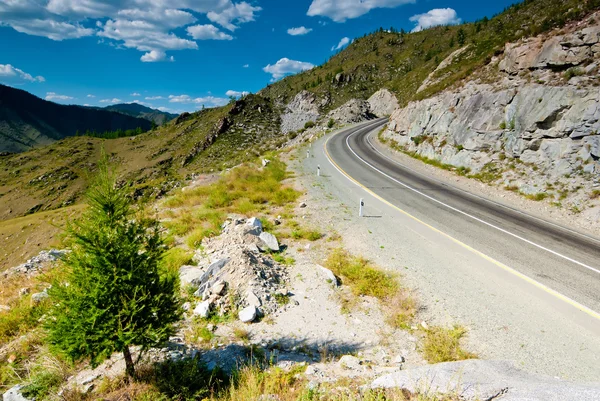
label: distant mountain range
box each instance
[0,84,175,153]
[101,103,178,126]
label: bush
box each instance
[304,121,316,129]
[420,326,477,363]
[327,119,335,129]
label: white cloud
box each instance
[187,24,233,40]
[409,8,461,32]
[86,94,95,98]
[99,98,122,104]
[226,90,249,97]
[207,2,262,31]
[263,58,315,80]
[145,95,164,100]
[287,26,312,36]
[0,64,45,83]
[131,99,150,106]
[0,1,261,61]
[331,36,350,51]
[243,64,249,68]
[131,92,141,96]
[307,0,414,22]
[168,94,229,107]
[45,92,73,101]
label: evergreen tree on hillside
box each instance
[46,157,182,378]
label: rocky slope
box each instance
[381,13,600,223]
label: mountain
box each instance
[103,103,178,126]
[1,0,598,221]
[0,84,153,153]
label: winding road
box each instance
[305,119,600,380]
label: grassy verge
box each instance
[420,326,477,364]
[161,156,301,250]
[324,248,416,329]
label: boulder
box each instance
[370,359,600,401]
[179,265,204,286]
[31,291,48,303]
[367,89,399,117]
[3,385,31,401]
[211,280,226,296]
[259,232,279,252]
[316,265,339,286]
[246,217,263,235]
[245,290,262,308]
[193,300,212,318]
[338,355,362,370]
[239,306,257,323]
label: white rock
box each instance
[246,290,262,307]
[182,302,191,311]
[338,355,362,370]
[179,265,204,286]
[316,265,339,286]
[239,306,257,323]
[3,385,31,401]
[211,280,226,296]
[246,217,263,235]
[193,300,212,318]
[262,159,270,167]
[259,232,279,252]
[31,292,49,303]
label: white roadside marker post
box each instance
[359,198,364,217]
[317,165,321,176]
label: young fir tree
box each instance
[46,159,182,378]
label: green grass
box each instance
[420,326,477,363]
[161,247,194,273]
[325,248,398,300]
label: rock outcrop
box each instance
[326,99,376,125]
[281,91,320,133]
[367,89,399,117]
[382,16,600,219]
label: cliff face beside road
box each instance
[382,13,600,224]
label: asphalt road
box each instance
[305,119,600,381]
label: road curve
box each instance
[324,119,600,322]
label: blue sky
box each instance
[0,0,517,113]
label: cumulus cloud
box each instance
[207,2,262,31]
[0,1,261,61]
[226,90,249,97]
[86,94,95,98]
[187,24,233,40]
[409,8,461,32]
[263,58,315,81]
[0,64,45,83]
[45,92,73,101]
[331,37,350,51]
[99,98,122,104]
[287,26,312,36]
[168,94,229,108]
[131,92,141,96]
[243,64,249,68]
[145,95,164,100]
[307,0,414,22]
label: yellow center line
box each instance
[323,131,600,322]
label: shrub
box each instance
[327,119,335,129]
[420,326,477,363]
[304,121,316,129]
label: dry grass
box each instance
[420,326,477,363]
[385,291,418,330]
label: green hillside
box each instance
[1,0,598,221]
[103,103,178,125]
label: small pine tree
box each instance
[46,157,182,378]
[457,28,466,46]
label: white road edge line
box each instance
[365,131,600,246]
[343,127,600,276]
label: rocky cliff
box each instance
[382,13,600,220]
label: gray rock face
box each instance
[245,217,263,236]
[238,305,257,323]
[367,89,399,117]
[281,90,320,133]
[370,359,600,401]
[3,385,31,401]
[326,99,375,125]
[500,24,600,73]
[258,232,279,252]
